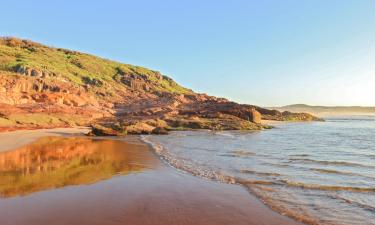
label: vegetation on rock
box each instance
[0,37,322,135]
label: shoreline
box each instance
[141,133,318,225]
[0,127,91,152]
[0,128,303,225]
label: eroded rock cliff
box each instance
[0,37,322,134]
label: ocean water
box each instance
[144,116,375,225]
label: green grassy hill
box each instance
[0,37,191,94]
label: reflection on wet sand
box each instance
[0,134,300,225]
[0,137,159,198]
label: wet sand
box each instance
[0,129,302,225]
[0,127,90,152]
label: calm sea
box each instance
[144,116,375,225]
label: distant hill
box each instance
[0,37,321,134]
[269,104,375,116]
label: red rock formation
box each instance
[0,37,322,134]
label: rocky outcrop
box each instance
[251,108,262,123]
[13,65,54,78]
[0,37,323,134]
[0,71,321,134]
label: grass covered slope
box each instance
[0,37,193,131]
[0,37,322,134]
[0,37,191,94]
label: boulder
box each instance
[152,127,169,135]
[250,109,261,123]
[88,124,121,136]
[31,69,42,77]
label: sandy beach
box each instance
[0,128,302,225]
[0,127,91,152]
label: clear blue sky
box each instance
[1,0,375,106]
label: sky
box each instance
[1,0,375,106]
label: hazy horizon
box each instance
[266,103,375,108]
[2,0,374,106]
